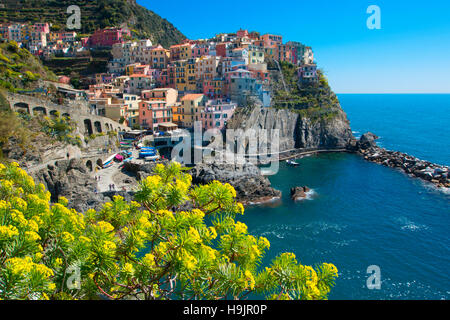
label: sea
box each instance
[240,94,450,299]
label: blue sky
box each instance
[138,0,450,93]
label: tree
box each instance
[0,162,338,300]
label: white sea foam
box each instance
[295,189,317,201]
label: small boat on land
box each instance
[145,155,160,162]
[102,154,117,168]
[103,162,114,169]
[286,160,300,167]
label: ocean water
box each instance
[241,94,450,300]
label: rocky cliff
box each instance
[228,106,354,153]
[227,62,355,153]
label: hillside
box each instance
[0,0,186,47]
[0,40,58,92]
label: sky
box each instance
[138,0,450,93]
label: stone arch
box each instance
[94,121,102,133]
[33,106,47,116]
[96,159,103,168]
[86,160,93,172]
[14,102,30,114]
[62,113,70,119]
[84,119,93,135]
[49,110,59,117]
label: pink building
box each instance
[236,29,249,38]
[33,23,50,34]
[139,100,173,130]
[88,27,131,48]
[191,44,209,58]
[203,78,225,99]
[200,99,237,130]
[262,34,283,47]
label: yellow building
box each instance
[125,63,141,76]
[174,59,187,92]
[179,94,206,128]
[185,58,198,92]
[248,45,265,64]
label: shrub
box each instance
[0,162,338,300]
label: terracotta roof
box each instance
[181,94,204,101]
[129,74,151,78]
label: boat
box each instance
[103,162,114,169]
[145,155,160,162]
[139,150,157,159]
[123,157,133,163]
[286,160,300,167]
[102,154,117,168]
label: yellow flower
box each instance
[236,203,245,215]
[25,231,41,242]
[123,262,134,274]
[61,231,74,243]
[97,221,114,233]
[79,236,91,243]
[243,270,255,290]
[184,254,197,271]
[103,240,116,252]
[258,237,270,249]
[48,283,56,291]
[55,258,63,267]
[142,253,156,267]
[234,221,248,234]
[58,196,69,206]
[0,225,19,239]
[188,227,202,244]
[224,183,237,198]
[208,227,217,240]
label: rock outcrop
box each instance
[357,133,450,189]
[31,159,107,212]
[290,186,311,201]
[190,162,281,205]
[227,106,355,153]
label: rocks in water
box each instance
[357,132,450,189]
[190,162,281,205]
[290,186,311,201]
[358,132,379,150]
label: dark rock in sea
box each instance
[190,162,281,205]
[358,132,379,150]
[290,186,310,201]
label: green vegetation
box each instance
[272,62,341,122]
[0,161,338,300]
[0,41,57,92]
[0,0,186,48]
[0,91,36,160]
[39,113,82,147]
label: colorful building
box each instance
[88,27,131,48]
[179,94,206,128]
[200,99,237,130]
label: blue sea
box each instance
[241,94,450,300]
